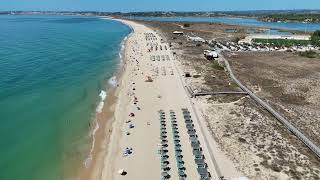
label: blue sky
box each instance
[1,0,320,11]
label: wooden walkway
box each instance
[194,91,248,97]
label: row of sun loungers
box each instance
[182,108,211,180]
[158,110,171,180]
[150,55,171,62]
[144,32,157,41]
[152,66,174,77]
[149,45,168,51]
[147,42,158,47]
[161,67,166,76]
[169,110,187,179]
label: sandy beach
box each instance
[80,19,243,180]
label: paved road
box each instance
[222,57,320,159]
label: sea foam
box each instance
[96,90,107,113]
[108,76,118,87]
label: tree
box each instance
[311,30,320,46]
[183,23,190,28]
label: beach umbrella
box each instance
[161,139,168,143]
[178,170,186,177]
[161,141,167,145]
[161,161,169,165]
[118,169,127,175]
[161,172,169,177]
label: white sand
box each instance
[99,19,242,180]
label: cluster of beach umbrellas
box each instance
[170,110,187,179]
[182,108,211,179]
[158,110,171,179]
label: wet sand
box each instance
[78,22,134,180]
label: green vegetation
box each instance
[183,23,190,28]
[311,30,320,46]
[234,35,246,43]
[230,82,239,89]
[299,50,318,58]
[259,13,320,23]
[253,38,311,46]
[210,60,224,70]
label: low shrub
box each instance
[299,50,318,58]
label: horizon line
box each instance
[1,9,320,13]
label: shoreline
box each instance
[99,18,241,180]
[80,17,241,180]
[78,19,134,180]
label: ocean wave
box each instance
[84,121,100,168]
[118,38,126,63]
[108,76,118,87]
[85,89,106,168]
[119,52,122,60]
[96,90,107,113]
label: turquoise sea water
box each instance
[0,15,130,180]
[130,16,320,33]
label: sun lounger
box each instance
[193,147,202,152]
[197,167,209,176]
[189,134,198,138]
[195,158,206,165]
[189,136,198,141]
[161,139,168,143]
[178,170,186,178]
[193,149,202,156]
[161,172,170,179]
[177,163,185,170]
[185,120,193,124]
[186,123,194,127]
[160,136,166,140]
[173,137,180,141]
[186,126,194,130]
[195,154,205,159]
[161,141,168,145]
[191,143,200,149]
